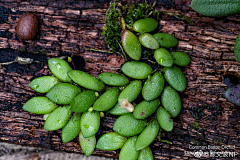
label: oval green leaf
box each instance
[142,72,165,101]
[171,52,191,66]
[61,113,81,143]
[93,88,119,111]
[48,58,72,82]
[79,132,96,157]
[46,83,81,105]
[154,48,174,67]
[122,30,142,60]
[161,86,181,118]
[98,72,129,86]
[29,76,59,93]
[70,90,96,113]
[44,106,72,131]
[80,111,100,138]
[23,96,57,114]
[133,99,160,119]
[163,66,187,92]
[135,120,159,150]
[153,33,178,48]
[133,18,158,33]
[138,146,154,160]
[68,70,105,92]
[121,61,152,79]
[118,80,142,103]
[119,136,140,160]
[139,33,159,49]
[113,113,147,136]
[157,107,174,131]
[96,132,127,151]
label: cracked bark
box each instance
[0,0,239,159]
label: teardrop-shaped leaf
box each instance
[29,76,59,93]
[119,136,140,160]
[48,58,72,82]
[161,86,181,118]
[79,132,96,157]
[138,146,154,160]
[93,88,119,111]
[61,113,81,143]
[80,111,100,138]
[122,30,142,60]
[68,70,105,91]
[70,90,96,113]
[135,120,159,150]
[46,83,81,105]
[157,107,174,131]
[113,113,147,136]
[23,96,57,114]
[44,106,72,131]
[96,132,127,151]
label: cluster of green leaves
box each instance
[102,0,195,59]
[102,1,160,53]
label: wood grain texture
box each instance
[0,0,239,159]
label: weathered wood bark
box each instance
[0,0,239,159]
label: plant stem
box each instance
[117,9,126,30]
[0,56,34,65]
[86,48,114,54]
[161,9,196,25]
[0,60,16,65]
[160,139,172,144]
[117,40,127,62]
[68,57,76,70]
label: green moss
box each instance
[191,122,199,129]
[203,103,208,107]
[17,48,24,52]
[102,1,122,52]
[192,138,200,145]
[190,107,207,120]
[214,105,222,111]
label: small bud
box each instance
[95,92,99,97]
[43,114,49,120]
[88,107,94,112]
[100,112,104,117]
[157,133,161,141]
[68,57,72,62]
[148,74,151,81]
[119,98,134,112]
